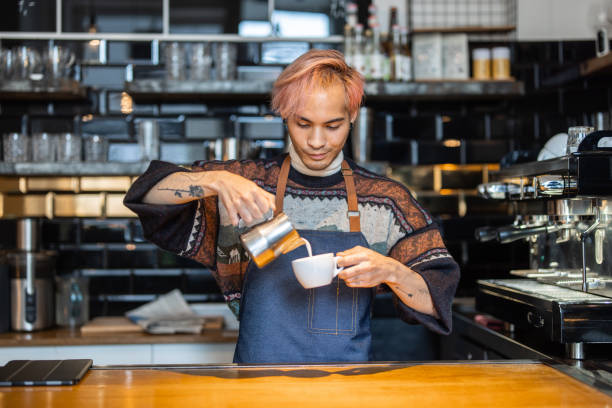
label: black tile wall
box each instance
[39,218,219,316]
[81,117,130,138]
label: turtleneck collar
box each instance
[287,140,344,177]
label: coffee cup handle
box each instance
[333,256,344,277]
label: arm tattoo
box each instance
[392,285,413,298]
[157,185,204,198]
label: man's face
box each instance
[287,81,352,171]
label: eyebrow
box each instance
[298,116,346,124]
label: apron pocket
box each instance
[307,278,358,335]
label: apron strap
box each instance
[274,155,361,232]
[341,160,361,232]
[274,155,291,216]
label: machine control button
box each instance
[527,311,544,328]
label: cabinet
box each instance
[0,343,235,365]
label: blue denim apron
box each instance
[234,157,374,363]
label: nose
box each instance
[307,126,325,150]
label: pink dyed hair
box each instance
[271,49,364,121]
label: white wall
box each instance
[517,0,608,40]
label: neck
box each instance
[288,142,344,177]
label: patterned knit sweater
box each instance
[123,155,460,335]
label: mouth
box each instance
[307,153,327,161]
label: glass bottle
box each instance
[364,29,374,81]
[353,23,367,77]
[386,6,399,54]
[390,25,402,82]
[400,26,413,81]
[368,3,378,27]
[343,24,354,67]
[370,23,388,81]
[346,2,358,28]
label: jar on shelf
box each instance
[492,47,511,80]
[472,48,491,80]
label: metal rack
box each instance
[410,0,517,40]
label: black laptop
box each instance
[0,359,92,386]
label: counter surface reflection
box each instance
[2,361,611,407]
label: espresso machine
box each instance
[475,130,612,359]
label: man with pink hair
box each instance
[124,49,459,363]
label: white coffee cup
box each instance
[291,253,343,289]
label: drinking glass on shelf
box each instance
[84,134,107,162]
[3,133,29,162]
[56,133,82,162]
[14,46,41,80]
[0,48,17,81]
[566,126,595,155]
[190,43,212,81]
[55,274,89,328]
[164,42,186,81]
[137,120,160,161]
[215,42,237,80]
[44,45,76,80]
[32,132,56,162]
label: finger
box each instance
[343,271,379,288]
[344,277,371,288]
[336,252,369,268]
[252,191,272,218]
[242,193,264,222]
[336,245,366,257]
[338,265,366,281]
[237,206,255,225]
[233,196,255,225]
[265,191,277,212]
[219,191,239,226]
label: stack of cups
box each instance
[56,133,81,162]
[32,133,56,161]
[83,134,107,162]
[3,133,29,162]
[215,42,237,80]
[1,133,109,163]
[165,42,186,81]
[190,43,212,81]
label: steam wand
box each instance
[580,204,601,292]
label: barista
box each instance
[123,49,459,363]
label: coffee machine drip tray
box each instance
[510,270,612,299]
[476,279,612,344]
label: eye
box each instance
[327,125,341,130]
[297,122,310,128]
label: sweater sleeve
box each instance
[123,160,219,268]
[388,225,460,335]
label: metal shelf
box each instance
[125,79,273,102]
[0,32,343,44]
[0,79,88,101]
[125,79,525,102]
[412,26,516,34]
[542,53,612,88]
[0,162,149,176]
[494,157,571,178]
[365,80,525,101]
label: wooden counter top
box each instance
[1,361,611,407]
[0,328,238,347]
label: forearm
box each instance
[142,171,215,204]
[385,262,439,319]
